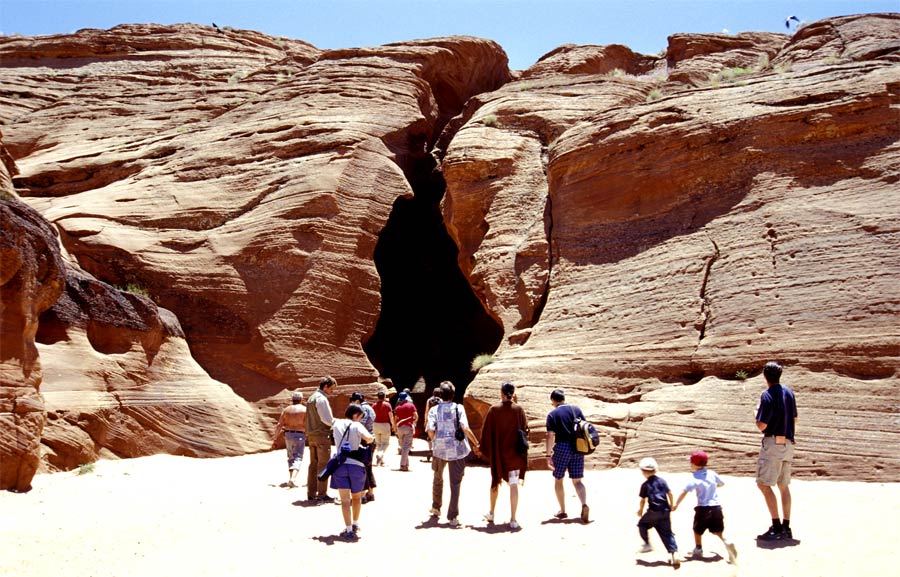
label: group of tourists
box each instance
[272,361,798,565]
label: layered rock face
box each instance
[2,15,898,481]
[0,191,65,490]
[453,14,900,478]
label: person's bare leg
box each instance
[339,488,352,526]
[351,492,363,523]
[554,478,566,513]
[509,482,519,523]
[489,484,499,517]
[779,483,792,520]
[757,483,780,518]
[573,478,587,505]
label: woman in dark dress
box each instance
[480,381,528,530]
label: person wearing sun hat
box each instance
[673,450,738,564]
[636,456,680,570]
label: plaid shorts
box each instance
[551,442,584,479]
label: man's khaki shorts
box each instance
[756,436,795,486]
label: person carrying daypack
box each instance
[545,388,590,523]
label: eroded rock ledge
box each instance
[1,15,898,483]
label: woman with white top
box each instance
[330,404,375,541]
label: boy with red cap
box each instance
[673,450,738,565]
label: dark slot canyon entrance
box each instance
[363,154,503,404]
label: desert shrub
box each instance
[734,369,749,381]
[78,463,95,475]
[646,88,663,102]
[471,353,494,372]
[118,283,150,298]
[483,114,501,128]
[228,70,248,84]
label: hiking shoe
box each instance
[483,512,494,523]
[691,546,703,558]
[351,523,360,534]
[553,511,568,519]
[580,504,590,523]
[672,553,681,570]
[509,521,520,530]
[756,526,783,541]
[638,542,653,553]
[725,542,738,564]
[340,529,357,542]
[429,507,440,518]
[449,518,462,528]
[782,527,793,540]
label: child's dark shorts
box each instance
[693,505,725,534]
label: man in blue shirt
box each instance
[545,388,590,523]
[755,361,798,541]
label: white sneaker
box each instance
[638,542,653,553]
[483,513,494,523]
[509,521,520,530]
[449,518,462,528]
[691,546,703,558]
[725,542,738,564]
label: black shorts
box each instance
[693,505,725,534]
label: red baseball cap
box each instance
[690,450,709,466]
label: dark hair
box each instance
[763,361,782,384]
[345,404,363,419]
[501,381,516,399]
[439,381,455,401]
[432,387,441,397]
[349,392,364,402]
[550,388,565,402]
[377,390,386,399]
[320,375,336,389]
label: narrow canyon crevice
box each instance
[362,147,503,401]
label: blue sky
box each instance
[1,0,897,69]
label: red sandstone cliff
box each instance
[1,15,897,483]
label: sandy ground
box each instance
[3,438,898,577]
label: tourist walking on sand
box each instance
[427,381,481,527]
[545,388,590,523]
[480,381,528,530]
[330,404,375,542]
[394,391,418,471]
[755,361,798,541]
[372,389,396,467]
[673,450,738,564]
[636,457,681,570]
[306,376,337,502]
[423,387,441,462]
[349,391,377,503]
[272,389,307,488]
